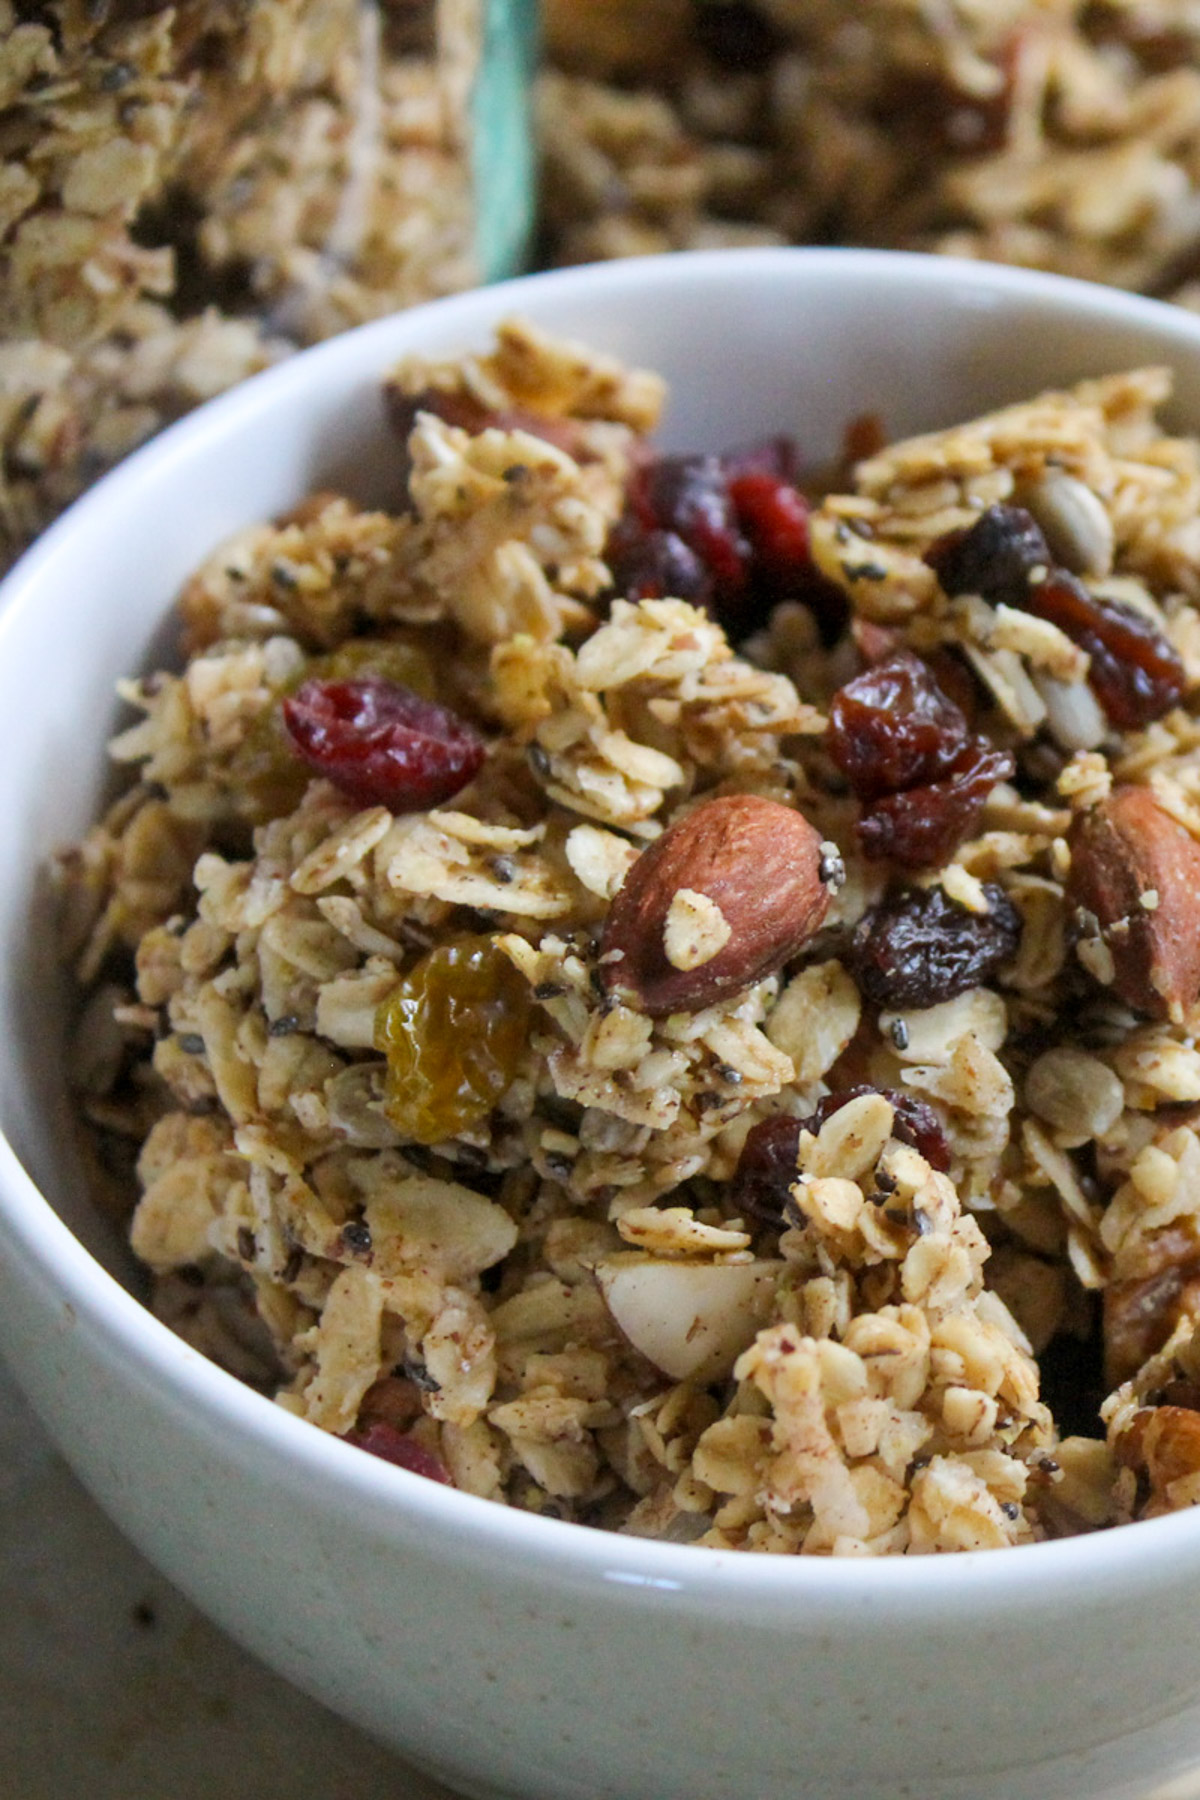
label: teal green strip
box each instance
[471,0,540,283]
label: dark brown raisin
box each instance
[925,504,1050,606]
[847,883,1022,1010]
[694,0,781,69]
[828,649,969,801]
[1022,570,1184,729]
[856,739,1015,868]
[731,1087,950,1224]
[729,1114,803,1224]
[281,677,485,812]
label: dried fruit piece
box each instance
[828,649,969,801]
[342,1421,452,1484]
[282,676,485,812]
[375,936,531,1143]
[229,641,436,823]
[1067,785,1200,1019]
[925,504,1050,606]
[600,794,833,1017]
[1023,572,1184,729]
[847,884,1022,1011]
[732,1087,950,1224]
[828,650,1012,867]
[856,740,1015,868]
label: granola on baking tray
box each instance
[59,318,1200,1551]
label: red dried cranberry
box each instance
[731,1087,950,1224]
[847,883,1022,1010]
[343,1421,452,1484]
[1022,570,1184,729]
[856,739,1015,868]
[606,513,712,608]
[720,437,802,484]
[828,649,970,801]
[925,505,1050,607]
[728,471,812,587]
[636,454,750,597]
[282,677,486,812]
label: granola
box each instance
[0,0,533,572]
[60,318,1200,1552]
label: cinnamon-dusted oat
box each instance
[58,319,1200,1551]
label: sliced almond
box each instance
[595,1255,781,1381]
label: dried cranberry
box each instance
[636,454,750,597]
[606,513,712,607]
[720,437,801,484]
[828,649,970,801]
[857,739,1015,868]
[728,471,812,587]
[1023,571,1185,729]
[926,505,1050,607]
[343,1421,452,1484]
[282,677,486,812]
[731,1087,950,1224]
[847,883,1022,1010]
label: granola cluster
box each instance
[59,318,1200,1552]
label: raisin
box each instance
[282,676,485,812]
[342,1420,452,1484]
[856,739,1015,868]
[374,935,531,1144]
[729,1114,804,1225]
[1022,570,1184,729]
[828,649,969,801]
[925,504,1050,606]
[731,1087,950,1224]
[847,883,1022,1010]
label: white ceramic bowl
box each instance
[7,250,1200,1800]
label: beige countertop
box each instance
[0,1361,457,1800]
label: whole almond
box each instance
[1067,785,1200,1020]
[600,794,834,1017]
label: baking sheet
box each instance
[0,1360,456,1799]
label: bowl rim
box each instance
[7,243,1200,1607]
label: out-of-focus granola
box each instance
[540,2,1200,297]
[57,318,1200,1551]
[0,0,533,571]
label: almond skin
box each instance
[1067,785,1200,1020]
[600,794,833,1017]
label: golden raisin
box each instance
[374,936,531,1144]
